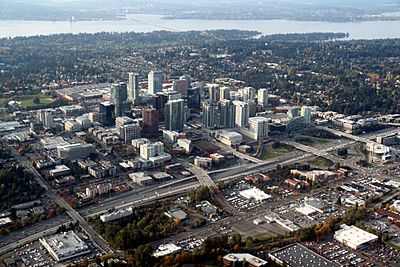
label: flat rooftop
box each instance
[269,243,341,267]
[40,230,90,262]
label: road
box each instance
[7,145,115,254]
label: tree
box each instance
[33,96,41,104]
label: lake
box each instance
[0,14,399,39]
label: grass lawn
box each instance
[193,140,220,152]
[260,143,294,160]
[296,137,329,147]
[0,94,54,108]
[310,156,334,168]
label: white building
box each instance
[233,100,249,127]
[194,156,212,168]
[257,88,269,109]
[153,244,182,258]
[177,138,192,153]
[239,188,271,202]
[116,116,140,144]
[148,70,163,95]
[100,207,133,222]
[140,142,164,159]
[85,183,112,198]
[218,131,243,146]
[39,231,90,262]
[64,120,81,133]
[301,106,312,124]
[248,116,269,140]
[334,224,378,250]
[129,172,153,185]
[57,143,96,160]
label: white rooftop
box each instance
[334,224,378,249]
[153,244,181,257]
[239,187,271,202]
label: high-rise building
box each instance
[37,109,54,129]
[111,83,130,117]
[249,117,269,140]
[168,91,182,101]
[219,87,230,101]
[234,100,249,128]
[140,142,164,160]
[142,108,159,137]
[187,87,201,109]
[116,116,140,144]
[287,106,300,120]
[128,73,140,104]
[257,88,269,109]
[99,101,115,126]
[173,79,188,97]
[165,99,185,132]
[209,85,220,101]
[148,70,163,95]
[301,106,312,124]
[242,87,256,102]
[202,100,218,129]
[219,100,235,128]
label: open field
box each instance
[260,143,294,160]
[0,94,54,108]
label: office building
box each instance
[287,106,300,120]
[242,87,256,102]
[248,117,269,140]
[173,79,188,97]
[257,88,269,109]
[64,120,81,133]
[168,91,182,101]
[57,143,96,160]
[59,105,85,118]
[142,108,159,137]
[40,231,90,262]
[37,109,54,129]
[128,72,140,104]
[99,101,115,126]
[233,100,249,128]
[301,106,312,124]
[116,116,140,144]
[110,83,130,117]
[202,100,218,129]
[209,85,220,101]
[219,100,236,128]
[187,87,201,108]
[219,87,230,101]
[165,99,185,131]
[148,70,163,95]
[154,92,169,120]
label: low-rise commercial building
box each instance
[57,143,96,160]
[334,224,378,250]
[223,253,267,267]
[39,231,90,262]
[100,207,133,222]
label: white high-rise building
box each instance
[233,100,249,128]
[287,106,300,120]
[219,87,230,101]
[38,109,54,129]
[128,73,140,104]
[116,116,140,144]
[301,106,312,124]
[148,70,163,95]
[242,87,256,102]
[257,88,269,109]
[249,117,269,140]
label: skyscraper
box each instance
[257,88,269,109]
[38,109,54,129]
[128,73,140,104]
[301,106,312,124]
[173,79,188,97]
[111,83,129,117]
[219,100,235,128]
[148,70,163,95]
[242,87,256,102]
[233,100,249,128]
[219,87,230,101]
[202,100,218,129]
[165,99,185,132]
[187,87,200,109]
[209,85,220,101]
[142,108,159,137]
[99,102,115,126]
